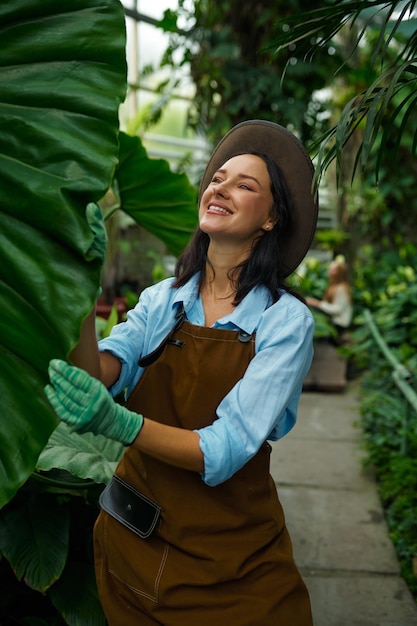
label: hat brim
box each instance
[199,120,318,278]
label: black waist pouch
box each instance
[99,474,161,539]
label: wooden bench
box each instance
[303,341,347,393]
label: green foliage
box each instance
[269,1,417,183]
[348,131,417,250]
[0,427,122,624]
[49,561,106,626]
[114,133,198,257]
[95,305,119,340]
[0,21,198,512]
[0,0,127,510]
[353,242,417,325]
[288,257,338,339]
[348,241,417,600]
[37,425,124,486]
[0,1,198,623]
[0,492,70,593]
[289,256,329,300]
[349,242,417,375]
[359,378,417,598]
[158,0,340,145]
[315,229,350,252]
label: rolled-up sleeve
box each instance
[98,300,148,396]
[98,280,176,396]
[196,299,314,486]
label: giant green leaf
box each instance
[0,492,70,592]
[37,423,124,485]
[50,561,106,626]
[115,132,198,256]
[0,0,127,509]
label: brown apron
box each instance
[94,319,313,625]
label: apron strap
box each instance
[138,304,186,368]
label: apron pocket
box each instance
[99,474,161,539]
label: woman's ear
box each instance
[262,217,277,232]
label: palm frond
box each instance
[271,1,417,183]
[270,1,416,62]
[311,60,417,184]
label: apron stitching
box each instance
[154,543,169,604]
[178,329,255,343]
[107,567,157,603]
[107,559,166,605]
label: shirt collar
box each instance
[218,286,273,334]
[172,273,200,311]
[173,274,274,334]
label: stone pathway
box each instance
[270,382,417,626]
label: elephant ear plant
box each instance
[0,1,198,623]
[0,0,127,509]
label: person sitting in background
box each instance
[306,255,353,338]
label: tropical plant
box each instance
[0,0,126,512]
[0,2,198,622]
[112,132,197,255]
[269,0,417,183]
[346,242,417,600]
[0,0,198,513]
[157,0,341,145]
[0,429,123,625]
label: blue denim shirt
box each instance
[99,274,314,486]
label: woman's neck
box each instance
[200,268,236,326]
[203,242,249,299]
[203,263,235,301]
[199,243,249,325]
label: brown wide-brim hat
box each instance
[199,119,318,277]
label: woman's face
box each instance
[199,154,276,248]
[328,261,344,281]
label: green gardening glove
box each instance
[45,359,143,445]
[85,202,107,262]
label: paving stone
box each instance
[304,573,417,626]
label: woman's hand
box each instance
[306,296,321,308]
[45,359,143,445]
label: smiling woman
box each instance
[199,154,276,248]
[197,152,282,325]
[46,120,319,625]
